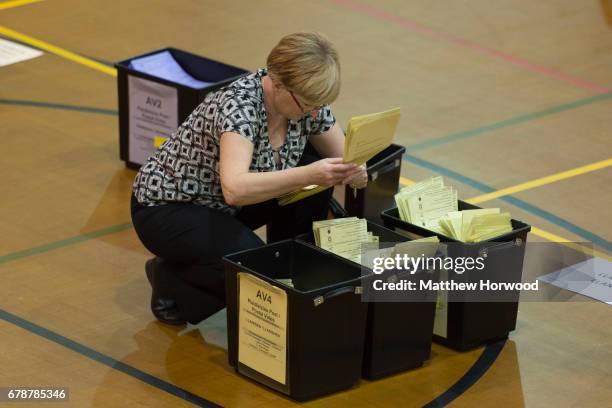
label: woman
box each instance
[131,32,367,325]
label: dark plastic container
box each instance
[344,144,406,224]
[296,221,436,379]
[381,200,531,351]
[115,47,249,168]
[223,240,368,401]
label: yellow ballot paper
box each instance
[238,273,288,385]
[313,218,377,264]
[397,177,514,242]
[344,107,401,165]
[458,209,500,241]
[318,219,369,263]
[466,212,513,242]
[395,176,457,230]
[277,184,322,206]
[312,217,360,246]
[278,107,401,206]
[438,208,512,242]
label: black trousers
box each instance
[131,147,333,322]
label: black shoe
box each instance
[145,258,186,326]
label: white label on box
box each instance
[128,75,178,165]
[0,38,43,67]
[238,272,287,385]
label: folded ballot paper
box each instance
[278,107,401,206]
[439,210,513,242]
[395,177,513,242]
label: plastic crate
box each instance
[381,200,531,351]
[115,47,249,168]
[223,240,368,401]
[297,221,436,379]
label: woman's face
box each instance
[271,79,322,121]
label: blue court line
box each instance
[0,308,221,407]
[0,99,117,115]
[423,339,506,407]
[405,93,612,152]
[0,223,132,265]
[403,154,612,252]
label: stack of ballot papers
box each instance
[395,177,513,242]
[438,209,513,242]
[312,218,379,264]
[278,107,401,206]
[394,176,458,233]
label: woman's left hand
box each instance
[343,165,368,189]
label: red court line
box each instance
[333,0,611,94]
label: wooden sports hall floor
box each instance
[1,0,611,406]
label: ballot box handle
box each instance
[368,159,401,182]
[313,286,363,307]
[478,238,524,258]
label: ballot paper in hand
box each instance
[129,51,213,88]
[278,107,401,206]
[344,108,401,165]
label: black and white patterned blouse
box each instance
[132,68,336,214]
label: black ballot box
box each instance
[344,144,406,224]
[115,47,249,168]
[381,201,531,351]
[223,240,368,401]
[297,221,437,380]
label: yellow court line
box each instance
[399,176,415,186]
[0,0,42,11]
[530,227,612,262]
[0,25,116,76]
[467,158,612,204]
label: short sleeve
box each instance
[216,93,261,143]
[306,106,336,137]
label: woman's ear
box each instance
[269,74,283,90]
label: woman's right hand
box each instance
[306,158,362,186]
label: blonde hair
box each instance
[266,32,341,106]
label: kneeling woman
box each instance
[131,32,367,324]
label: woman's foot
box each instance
[145,258,186,326]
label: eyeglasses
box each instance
[288,90,324,117]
